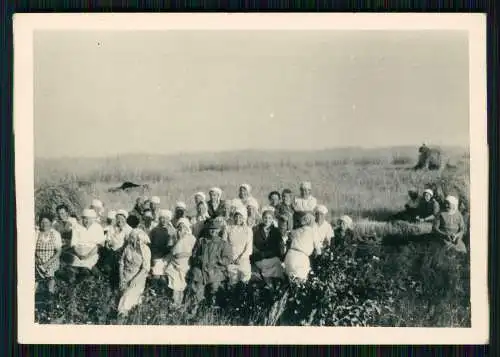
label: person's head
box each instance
[268,191,281,207]
[300,212,315,228]
[176,218,192,236]
[56,204,70,221]
[106,210,117,226]
[408,189,419,200]
[233,207,247,226]
[127,215,140,229]
[116,210,128,228]
[158,209,172,227]
[261,208,275,227]
[38,213,54,232]
[337,215,353,232]
[197,200,208,215]
[207,219,222,239]
[239,184,251,200]
[81,208,97,228]
[135,196,146,209]
[174,202,187,219]
[150,196,160,211]
[314,205,328,224]
[90,199,104,216]
[128,229,150,249]
[444,196,459,213]
[299,181,312,198]
[209,187,222,202]
[282,189,293,205]
[194,192,206,205]
[143,208,154,224]
[423,189,433,202]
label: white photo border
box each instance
[15,13,489,345]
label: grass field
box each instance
[34,146,471,327]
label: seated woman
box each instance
[35,213,63,294]
[149,209,176,280]
[226,206,253,285]
[65,209,105,281]
[332,215,357,249]
[164,218,197,306]
[117,228,151,319]
[432,195,467,254]
[251,208,285,282]
[284,213,322,282]
[187,219,232,305]
[416,189,440,223]
[313,205,334,250]
[390,189,420,222]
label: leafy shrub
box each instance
[34,183,86,219]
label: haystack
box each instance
[34,183,86,219]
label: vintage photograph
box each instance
[16,14,488,344]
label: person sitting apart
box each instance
[187,219,232,306]
[191,200,211,238]
[246,197,261,228]
[284,213,322,282]
[332,215,356,249]
[164,218,197,307]
[390,188,421,222]
[149,196,161,224]
[251,207,285,282]
[117,228,151,321]
[149,209,176,282]
[416,189,440,223]
[433,195,467,254]
[226,206,253,285]
[139,208,157,235]
[35,213,63,294]
[65,209,105,281]
[277,189,295,232]
[313,205,334,250]
[207,187,227,219]
[293,181,318,228]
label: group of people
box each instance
[35,181,467,318]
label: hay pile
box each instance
[34,183,86,219]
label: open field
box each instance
[34,146,471,326]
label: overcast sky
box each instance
[34,30,470,158]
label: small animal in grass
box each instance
[108,182,150,193]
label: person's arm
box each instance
[453,214,465,242]
[432,215,449,239]
[422,201,440,222]
[42,232,63,269]
[218,241,233,267]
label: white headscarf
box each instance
[300,181,312,190]
[209,187,222,197]
[314,205,328,215]
[423,189,434,197]
[445,196,459,214]
[194,192,206,201]
[240,183,252,193]
[150,196,161,204]
[338,215,354,230]
[158,209,173,220]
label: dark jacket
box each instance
[418,198,440,219]
[207,199,227,219]
[252,224,283,262]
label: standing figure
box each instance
[191,201,211,238]
[246,198,261,228]
[150,196,161,223]
[313,205,334,250]
[53,204,75,249]
[207,187,227,219]
[226,207,253,285]
[292,181,318,228]
[277,189,295,232]
[149,209,176,279]
[139,208,157,235]
[35,213,62,294]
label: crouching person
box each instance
[186,219,232,307]
[163,218,197,306]
[284,213,321,282]
[117,229,151,320]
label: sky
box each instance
[34,30,470,158]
